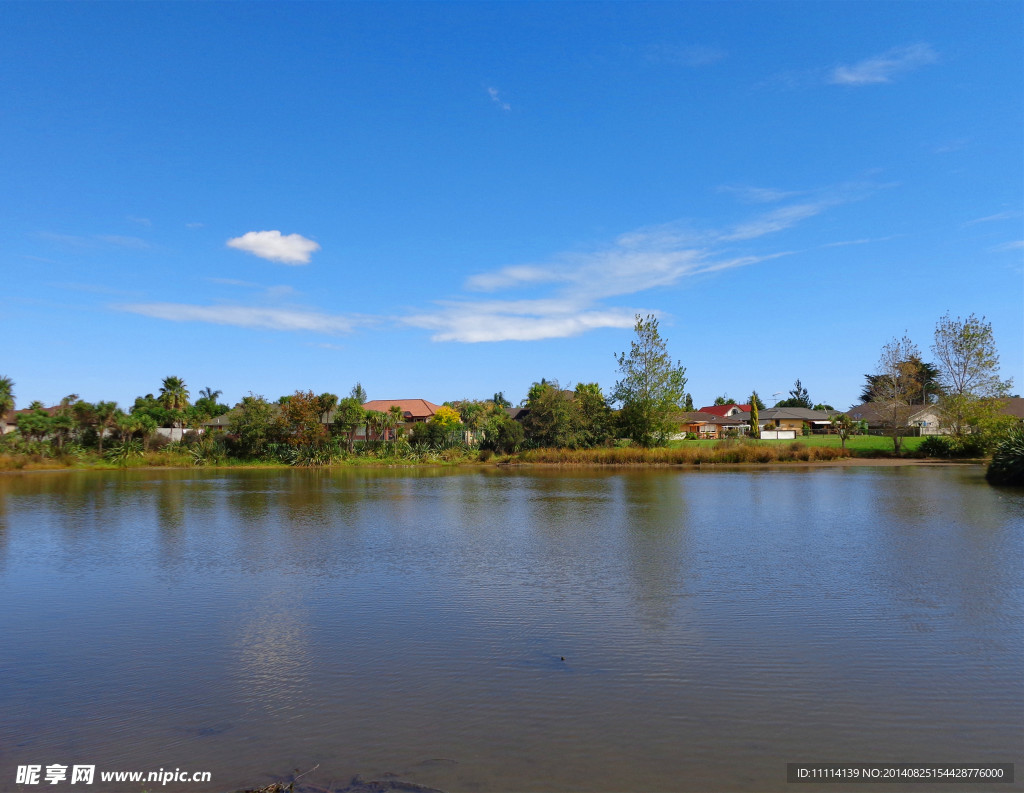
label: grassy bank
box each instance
[0,435,957,473]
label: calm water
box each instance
[1,465,1021,793]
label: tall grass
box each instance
[513,441,851,465]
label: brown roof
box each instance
[1001,397,1024,420]
[361,399,441,419]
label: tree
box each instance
[332,397,366,454]
[682,392,694,411]
[522,380,578,448]
[159,376,190,429]
[350,382,367,404]
[749,391,761,439]
[94,400,120,454]
[228,394,277,458]
[874,335,922,454]
[317,392,339,427]
[480,412,525,454]
[775,379,811,408]
[612,314,688,447]
[932,313,1013,441]
[830,413,858,450]
[277,391,329,447]
[574,382,613,447]
[0,375,14,433]
[860,357,941,405]
[713,395,736,406]
[492,392,511,409]
[749,392,766,411]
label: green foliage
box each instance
[331,397,366,453]
[829,413,858,449]
[749,391,761,439]
[522,380,577,447]
[227,394,278,458]
[349,382,367,404]
[105,439,144,467]
[775,379,812,408]
[0,375,14,431]
[612,315,688,447]
[480,412,525,454]
[713,395,736,405]
[918,436,953,458]
[932,313,1013,440]
[986,423,1024,485]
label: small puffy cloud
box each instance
[118,302,355,334]
[226,230,321,265]
[829,43,937,86]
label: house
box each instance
[675,411,747,439]
[355,399,443,441]
[733,407,840,436]
[1,406,59,435]
[845,403,944,435]
[697,403,752,419]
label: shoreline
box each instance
[0,456,986,476]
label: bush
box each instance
[986,424,1024,486]
[478,448,494,462]
[918,436,953,458]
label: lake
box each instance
[1,465,1021,792]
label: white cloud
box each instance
[964,211,1021,226]
[226,230,321,265]
[118,303,356,334]
[717,185,802,204]
[991,240,1024,252]
[487,87,511,111]
[126,216,152,227]
[405,304,639,343]
[721,202,831,241]
[829,43,938,86]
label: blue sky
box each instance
[3,1,1022,411]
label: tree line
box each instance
[0,312,1016,465]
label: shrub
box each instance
[478,448,494,462]
[918,436,953,458]
[986,424,1024,486]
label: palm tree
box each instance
[94,401,120,454]
[0,375,14,433]
[386,404,405,441]
[159,376,190,431]
[198,386,222,402]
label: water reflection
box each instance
[0,465,1021,793]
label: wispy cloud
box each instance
[991,240,1024,253]
[717,185,802,204]
[487,86,511,112]
[963,210,1021,226]
[820,235,901,249]
[226,230,320,265]
[38,232,150,250]
[828,43,938,86]
[721,202,833,241]
[96,235,150,249]
[126,216,152,227]
[186,222,204,229]
[117,303,358,334]
[404,182,876,343]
